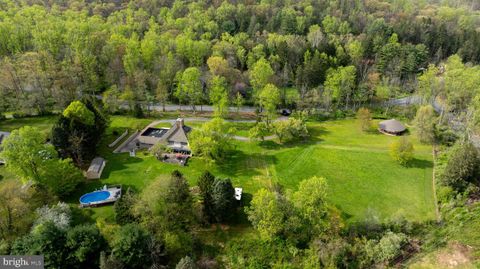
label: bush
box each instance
[132,103,144,118]
[66,224,107,268]
[440,141,480,192]
[249,121,271,141]
[111,224,152,268]
[435,125,458,146]
[356,108,373,132]
[150,143,169,159]
[273,118,308,143]
[34,202,71,230]
[365,231,408,265]
[389,137,414,165]
[164,231,193,263]
[11,222,70,268]
[11,112,28,119]
[176,256,197,269]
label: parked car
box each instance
[280,109,292,116]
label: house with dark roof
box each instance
[138,118,192,154]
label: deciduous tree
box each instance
[441,142,480,192]
[414,105,437,144]
[356,108,373,132]
[176,67,203,112]
[209,76,229,117]
[189,118,234,161]
[250,58,274,95]
[258,84,281,124]
[111,224,153,269]
[246,188,285,240]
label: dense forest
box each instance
[1,0,480,268]
[0,0,480,116]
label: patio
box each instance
[159,153,190,166]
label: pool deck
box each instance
[79,186,122,207]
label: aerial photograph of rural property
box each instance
[1,0,480,268]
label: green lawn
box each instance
[0,115,57,134]
[0,115,436,223]
[76,117,435,223]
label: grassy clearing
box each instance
[77,117,435,223]
[0,115,436,223]
[0,115,57,135]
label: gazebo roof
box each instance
[379,119,406,133]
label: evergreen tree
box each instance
[198,171,216,222]
[211,178,236,223]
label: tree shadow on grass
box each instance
[216,149,278,179]
[308,124,330,138]
[70,206,96,225]
[332,204,355,222]
[229,193,252,226]
[257,135,325,150]
[406,158,433,169]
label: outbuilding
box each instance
[86,157,106,179]
[378,119,407,135]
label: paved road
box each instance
[146,117,288,141]
[121,103,257,113]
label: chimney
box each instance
[176,118,184,127]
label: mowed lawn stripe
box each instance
[273,143,435,222]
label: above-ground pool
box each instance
[79,191,111,205]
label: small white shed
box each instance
[86,157,106,179]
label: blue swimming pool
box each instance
[79,191,111,204]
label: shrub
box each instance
[356,108,373,132]
[34,202,71,230]
[389,137,414,165]
[111,224,152,268]
[11,222,68,269]
[150,143,169,159]
[249,121,271,141]
[66,224,107,268]
[440,141,480,192]
[176,256,197,269]
[365,231,408,265]
[273,118,308,143]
